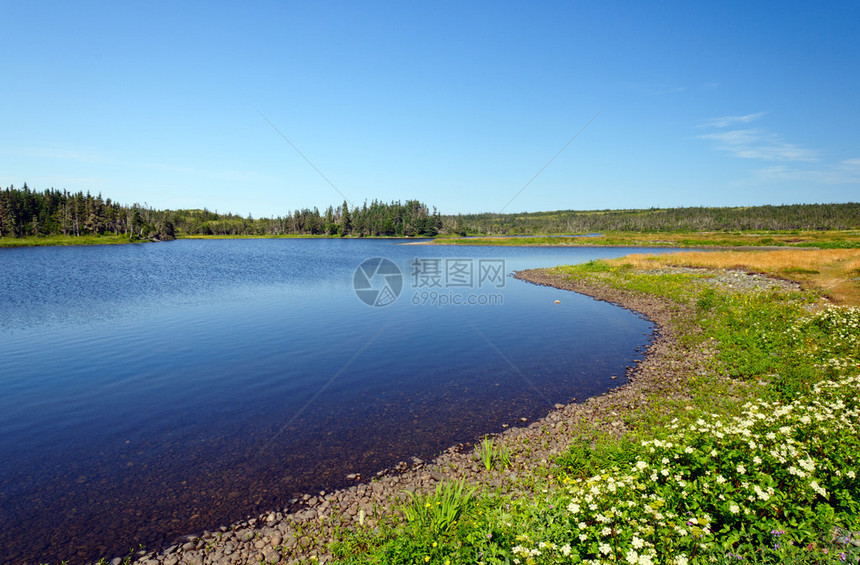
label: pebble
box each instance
[651,266,801,293]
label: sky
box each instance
[1,1,859,218]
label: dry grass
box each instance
[608,249,860,306]
[618,230,860,247]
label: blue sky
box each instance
[2,1,858,217]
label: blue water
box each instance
[0,239,658,563]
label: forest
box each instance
[1,184,858,241]
[442,203,860,234]
[0,185,442,239]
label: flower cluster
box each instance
[785,305,860,375]
[506,374,860,563]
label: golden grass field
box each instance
[607,249,860,306]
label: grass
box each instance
[322,254,860,564]
[556,435,644,478]
[0,233,138,247]
[475,436,513,471]
[476,437,496,471]
[602,248,860,306]
[400,480,477,536]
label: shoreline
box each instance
[403,241,790,250]
[6,231,854,251]
[0,235,433,249]
[101,267,719,565]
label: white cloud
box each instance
[752,165,860,185]
[700,112,766,128]
[698,113,858,188]
[698,128,819,162]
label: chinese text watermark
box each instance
[353,257,506,307]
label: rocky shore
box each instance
[101,267,773,565]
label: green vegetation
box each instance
[323,261,860,564]
[167,200,441,237]
[0,184,441,244]
[0,184,177,241]
[400,480,477,537]
[475,436,513,472]
[0,233,140,248]
[441,203,860,235]
[4,184,859,247]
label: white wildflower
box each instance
[810,480,828,498]
[561,544,571,556]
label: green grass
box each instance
[400,480,477,536]
[556,435,645,479]
[474,437,513,472]
[0,233,139,247]
[325,261,860,564]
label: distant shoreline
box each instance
[0,234,434,248]
[6,229,857,250]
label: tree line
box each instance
[174,199,441,237]
[0,185,441,239]
[0,184,177,240]
[3,184,858,241]
[442,203,860,235]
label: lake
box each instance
[0,239,657,563]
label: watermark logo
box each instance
[353,257,403,307]
[411,258,506,289]
[355,257,506,307]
